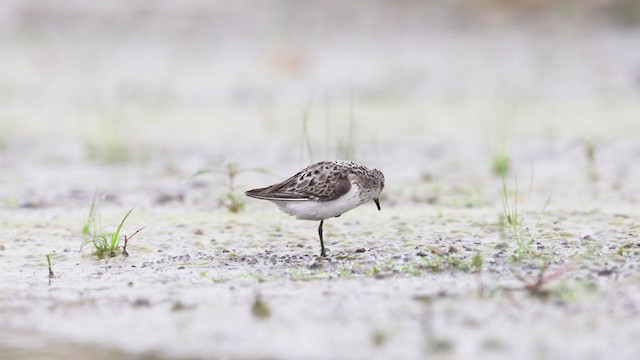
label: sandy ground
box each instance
[2,1,640,359]
[1,201,640,359]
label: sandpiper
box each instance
[245,160,385,257]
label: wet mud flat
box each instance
[1,180,640,359]
[1,110,640,359]
[1,115,640,360]
[1,1,640,358]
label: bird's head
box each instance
[372,168,384,211]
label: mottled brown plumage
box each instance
[246,161,359,201]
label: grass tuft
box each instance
[501,176,527,258]
[80,194,140,259]
[471,253,483,272]
[196,159,280,213]
[501,173,552,263]
[219,192,245,213]
[216,161,244,212]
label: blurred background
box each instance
[2,2,640,358]
[0,0,639,207]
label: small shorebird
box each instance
[245,160,385,257]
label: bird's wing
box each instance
[245,161,353,202]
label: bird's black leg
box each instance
[318,220,327,257]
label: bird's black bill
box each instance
[374,198,381,211]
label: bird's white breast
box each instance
[274,183,365,221]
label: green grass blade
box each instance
[82,191,98,236]
[109,208,134,252]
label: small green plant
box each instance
[471,253,483,272]
[471,253,484,297]
[46,254,54,278]
[501,173,552,263]
[399,264,421,276]
[218,192,245,213]
[251,294,271,319]
[616,242,634,256]
[501,177,522,235]
[492,153,510,177]
[195,160,278,213]
[218,161,244,212]
[81,208,133,258]
[419,254,444,272]
[80,195,142,259]
[501,176,527,257]
[371,264,381,276]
